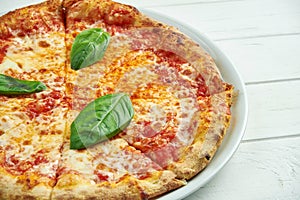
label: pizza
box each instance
[0,0,234,199]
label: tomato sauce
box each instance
[95,171,109,182]
[104,5,136,26]
[26,90,62,119]
[146,144,179,168]
[1,150,49,175]
[154,49,187,70]
[134,113,177,153]
[0,44,9,64]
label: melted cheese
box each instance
[91,139,159,181]
[115,66,158,95]
[0,27,67,184]
[59,144,96,183]
[176,98,200,145]
[0,58,23,73]
[1,33,66,82]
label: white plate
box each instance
[140,9,248,200]
[0,3,248,200]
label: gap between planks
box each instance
[241,133,300,144]
[140,0,244,8]
[245,77,300,86]
[214,32,300,42]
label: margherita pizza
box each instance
[0,0,234,199]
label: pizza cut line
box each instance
[0,0,234,199]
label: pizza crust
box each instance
[169,85,233,179]
[0,168,52,200]
[52,174,142,200]
[52,171,185,200]
[0,0,63,39]
[135,171,186,199]
[52,137,186,200]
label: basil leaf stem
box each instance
[70,28,110,70]
[70,93,134,149]
[0,74,47,95]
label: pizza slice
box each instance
[0,0,68,199]
[52,137,185,199]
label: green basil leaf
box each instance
[70,93,134,149]
[0,74,47,95]
[70,28,110,70]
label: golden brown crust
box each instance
[169,85,234,179]
[52,171,185,200]
[0,0,63,39]
[136,171,186,199]
[51,137,185,200]
[52,174,142,200]
[0,168,52,200]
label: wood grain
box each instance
[216,34,300,83]
[185,137,300,200]
[145,0,300,40]
[245,80,300,140]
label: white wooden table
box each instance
[1,0,300,199]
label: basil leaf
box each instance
[70,93,134,149]
[0,74,47,95]
[70,28,110,70]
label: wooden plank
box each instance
[185,137,300,200]
[115,0,240,7]
[244,80,300,140]
[147,0,300,40]
[215,34,300,83]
